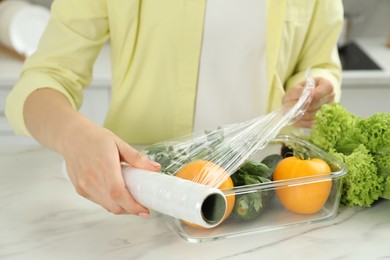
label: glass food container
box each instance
[163,135,347,243]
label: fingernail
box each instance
[148,160,160,168]
[138,212,150,218]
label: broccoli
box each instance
[309,103,390,207]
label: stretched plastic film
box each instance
[124,69,315,228]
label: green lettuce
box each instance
[329,146,384,207]
[309,103,390,206]
[310,103,361,153]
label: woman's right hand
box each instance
[23,88,160,217]
[60,119,161,216]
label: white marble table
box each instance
[1,144,389,260]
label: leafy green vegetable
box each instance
[374,153,390,200]
[261,154,283,172]
[374,153,390,178]
[234,192,266,220]
[145,127,230,175]
[357,113,390,154]
[231,160,273,220]
[329,145,384,207]
[232,161,273,181]
[309,103,390,206]
[382,177,390,200]
[310,103,361,153]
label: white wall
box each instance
[343,0,390,38]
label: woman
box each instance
[6,0,343,217]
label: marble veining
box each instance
[1,144,389,260]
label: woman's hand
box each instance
[282,77,336,128]
[61,120,161,216]
[24,88,160,217]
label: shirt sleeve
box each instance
[285,0,344,102]
[5,0,109,136]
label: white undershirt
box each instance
[193,0,268,132]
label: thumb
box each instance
[115,138,161,172]
[283,84,304,105]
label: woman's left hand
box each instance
[282,77,336,128]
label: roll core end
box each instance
[201,192,227,226]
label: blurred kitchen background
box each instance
[27,0,50,6]
[342,0,389,38]
[0,0,390,144]
[28,0,390,43]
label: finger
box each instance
[81,186,128,215]
[116,138,160,171]
[299,109,318,121]
[308,92,335,113]
[294,119,315,128]
[67,164,128,214]
[294,111,317,128]
[307,93,335,112]
[107,184,149,215]
[312,79,335,101]
[282,84,304,104]
[104,166,150,215]
[304,79,335,112]
[101,144,151,215]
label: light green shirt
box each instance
[6,0,343,144]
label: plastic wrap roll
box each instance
[122,167,227,229]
